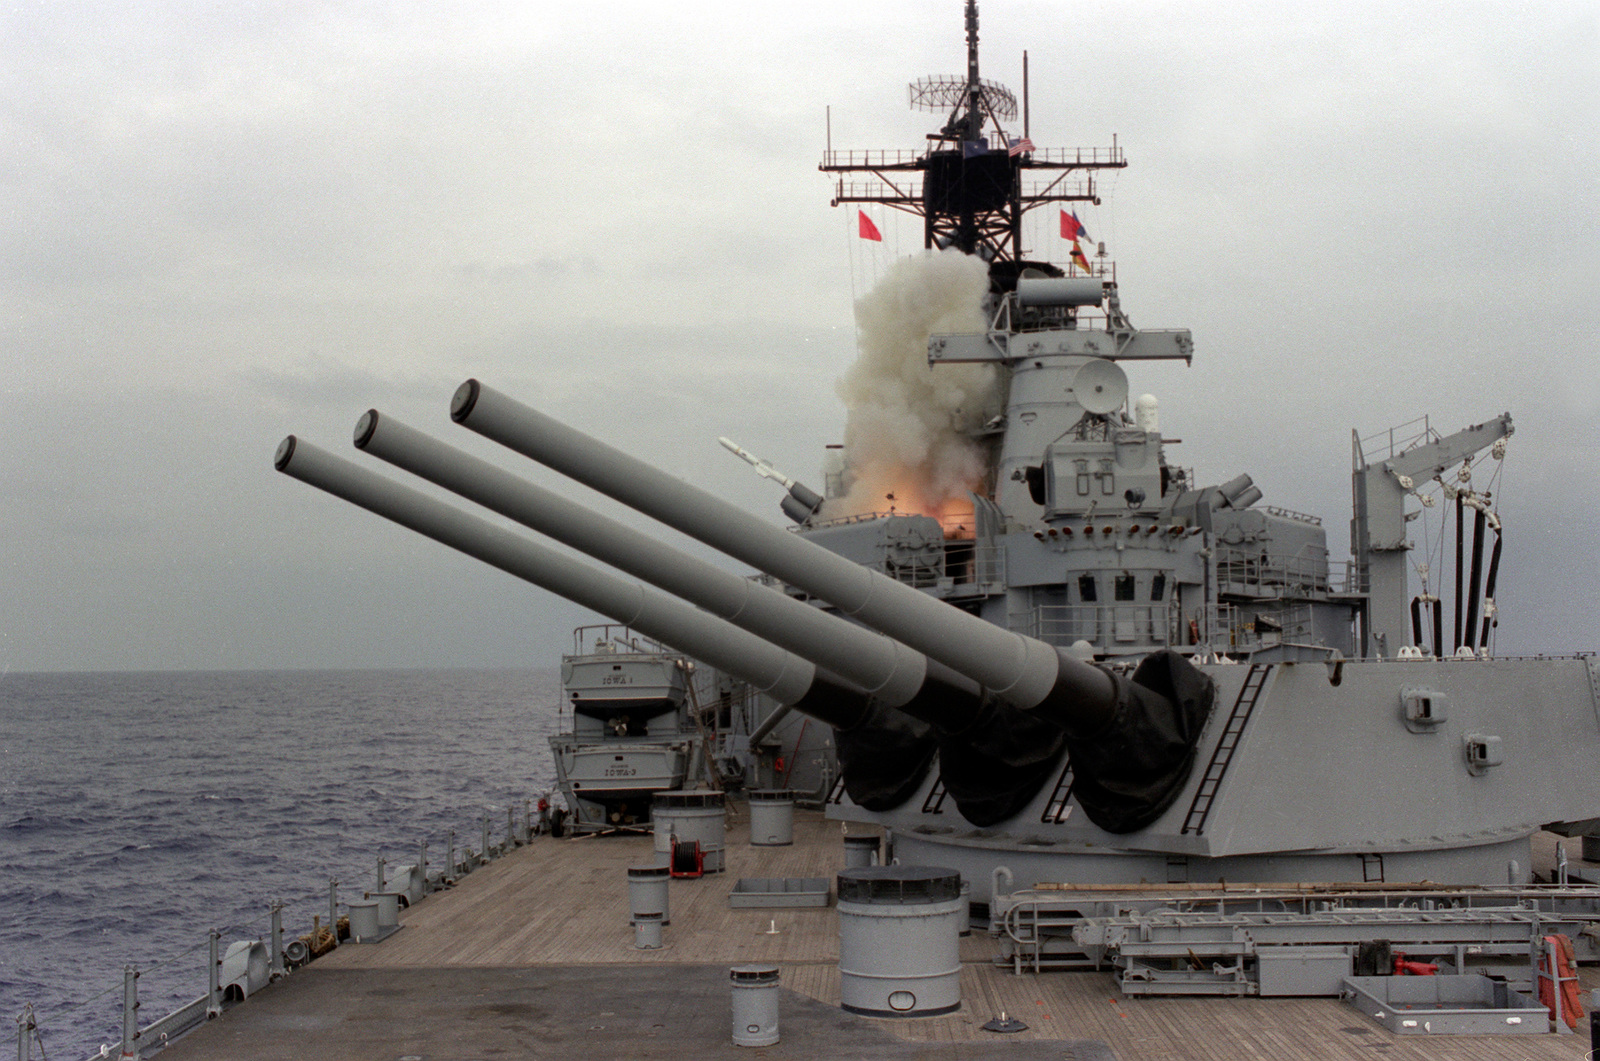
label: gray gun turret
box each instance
[450,379,1216,833]
[277,386,1215,833]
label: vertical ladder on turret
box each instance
[1181,664,1274,835]
[1040,757,1075,824]
[826,774,848,805]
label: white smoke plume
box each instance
[824,250,1004,526]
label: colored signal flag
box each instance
[1060,210,1089,242]
[858,211,883,242]
[1069,241,1094,275]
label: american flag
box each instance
[1008,136,1036,157]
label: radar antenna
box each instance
[821,0,1126,285]
[910,75,1017,129]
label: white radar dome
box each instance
[1135,394,1159,432]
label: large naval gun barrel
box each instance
[450,380,1215,833]
[351,410,1067,824]
[276,436,855,723]
[356,411,931,711]
[274,434,1007,812]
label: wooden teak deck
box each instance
[161,808,1596,1060]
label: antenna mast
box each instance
[819,1,1125,288]
[962,0,982,141]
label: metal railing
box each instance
[1020,177,1097,200]
[821,145,1125,169]
[1214,552,1333,596]
[795,513,1003,590]
[1025,603,1178,648]
[972,542,1006,587]
[867,541,1007,590]
[830,179,921,203]
[1213,603,1317,651]
[799,509,942,531]
[876,556,943,589]
[568,624,678,658]
[1263,505,1322,526]
[1027,145,1126,166]
[829,176,1099,204]
[17,802,546,1061]
[1334,560,1365,594]
[820,149,923,168]
[1217,554,1368,597]
[1357,415,1435,464]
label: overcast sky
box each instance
[2,1,1595,672]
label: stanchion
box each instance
[118,965,140,1061]
[206,931,222,1019]
[16,1002,36,1061]
[269,901,286,980]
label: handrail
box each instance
[568,623,678,657]
[830,176,1099,203]
[820,145,1124,169]
[1214,551,1333,593]
[1027,602,1179,648]
[1263,505,1322,526]
[820,149,924,168]
[26,800,550,1058]
[1357,415,1435,464]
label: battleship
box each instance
[46,3,1600,1057]
[272,1,1600,895]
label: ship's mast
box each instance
[820,1,1126,287]
[960,0,982,143]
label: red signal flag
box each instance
[858,211,883,241]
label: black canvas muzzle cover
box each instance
[1064,650,1215,834]
[834,705,940,811]
[937,701,1069,827]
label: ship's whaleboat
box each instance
[551,624,701,833]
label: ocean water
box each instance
[0,668,561,1060]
